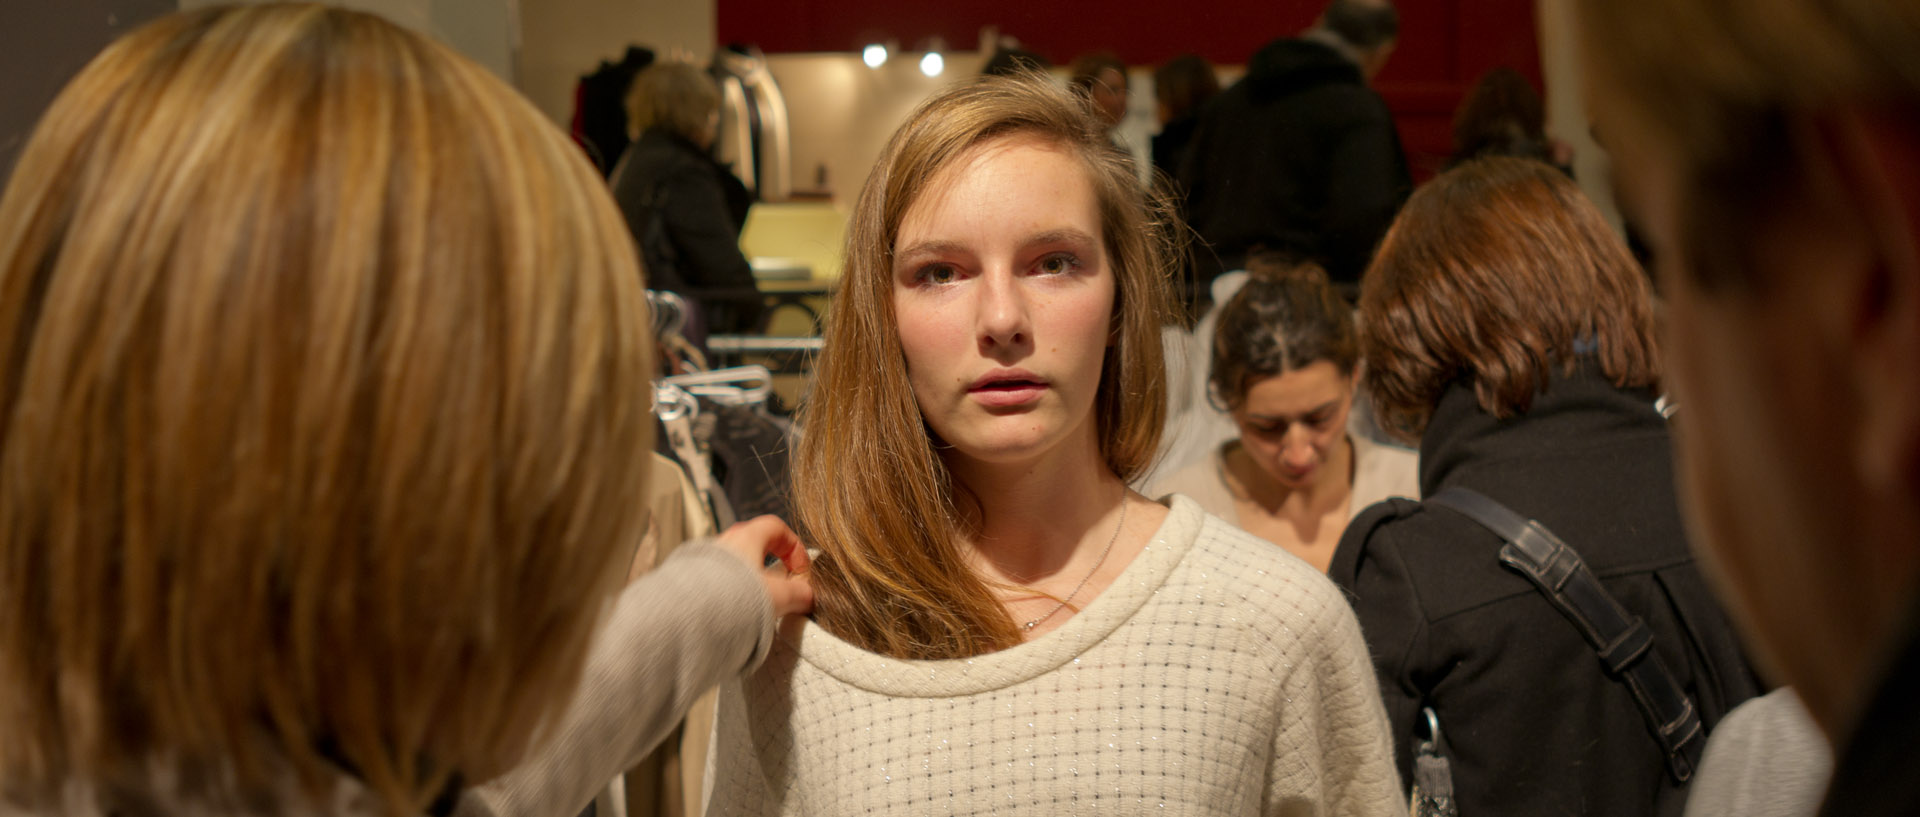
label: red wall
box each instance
[717,0,1542,179]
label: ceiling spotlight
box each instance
[862,43,887,68]
[919,50,944,78]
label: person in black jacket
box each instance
[1178,0,1410,299]
[1149,54,1219,184]
[1331,157,1760,817]
[611,60,762,339]
[1579,1,1920,815]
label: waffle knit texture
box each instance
[706,495,1405,816]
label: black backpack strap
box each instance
[1426,486,1705,783]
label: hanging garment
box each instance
[574,46,656,177]
[689,396,794,523]
[711,47,791,201]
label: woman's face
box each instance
[1231,360,1356,488]
[1089,68,1129,128]
[891,134,1115,471]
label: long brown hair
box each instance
[1359,157,1659,439]
[795,74,1176,660]
[0,6,649,814]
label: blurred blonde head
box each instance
[1578,0,1920,291]
[0,5,649,813]
[794,73,1175,660]
[625,59,721,145]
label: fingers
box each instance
[766,571,815,618]
[720,514,809,574]
[716,515,815,618]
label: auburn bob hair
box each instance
[0,6,649,814]
[1358,156,1659,439]
[794,73,1176,660]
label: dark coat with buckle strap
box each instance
[1330,364,1761,817]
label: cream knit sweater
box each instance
[706,496,1405,816]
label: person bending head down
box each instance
[1151,258,1419,572]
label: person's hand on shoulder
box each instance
[715,514,813,618]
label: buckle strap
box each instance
[1427,487,1703,783]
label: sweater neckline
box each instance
[787,495,1204,697]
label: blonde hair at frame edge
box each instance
[0,5,650,815]
[793,73,1180,661]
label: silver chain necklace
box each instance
[1021,495,1128,631]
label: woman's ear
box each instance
[1796,107,1920,496]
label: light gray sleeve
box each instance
[457,541,776,817]
[1682,687,1833,817]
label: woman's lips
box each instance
[968,369,1048,407]
[969,381,1047,407]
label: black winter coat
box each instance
[1178,38,1410,287]
[611,129,762,335]
[1330,367,1761,817]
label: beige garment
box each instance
[707,496,1405,816]
[631,454,716,584]
[623,454,723,817]
[1149,432,1420,528]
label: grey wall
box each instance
[518,0,716,128]
[0,0,174,179]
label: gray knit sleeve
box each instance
[457,540,776,817]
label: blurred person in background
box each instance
[1068,51,1131,135]
[611,60,763,342]
[1150,53,1220,180]
[1447,66,1571,171]
[1179,0,1411,294]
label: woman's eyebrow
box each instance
[1247,400,1340,422]
[1024,228,1097,249]
[894,239,969,264]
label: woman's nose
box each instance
[976,272,1031,350]
[1282,432,1317,469]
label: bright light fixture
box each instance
[862,44,887,68]
[919,50,944,77]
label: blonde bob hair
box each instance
[794,73,1176,660]
[0,5,649,814]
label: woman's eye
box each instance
[1036,254,1078,275]
[917,264,958,285]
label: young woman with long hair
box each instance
[705,73,1401,815]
